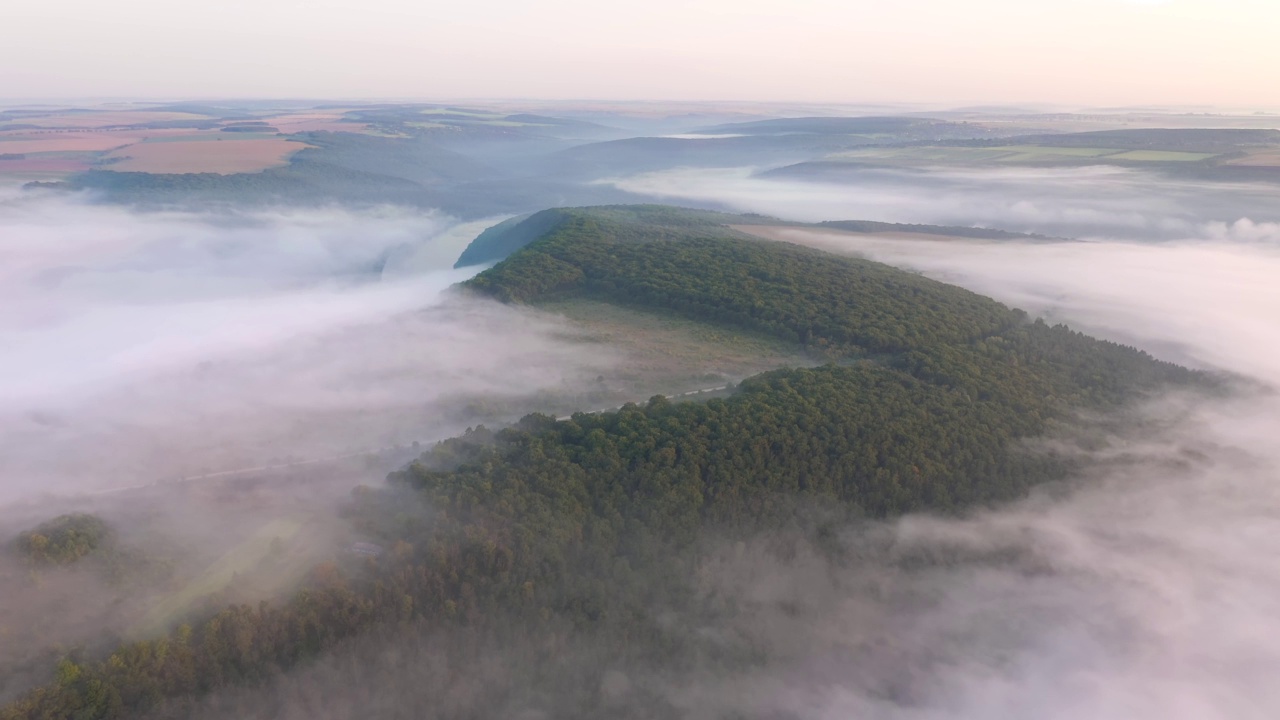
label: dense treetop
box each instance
[13,514,112,567]
[454,205,778,268]
[465,206,1030,355]
[2,205,1204,720]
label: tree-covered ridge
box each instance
[1,206,1202,719]
[452,211,538,268]
[405,323,1195,533]
[406,365,1051,533]
[465,208,1025,355]
[453,205,779,268]
[1,339,1194,720]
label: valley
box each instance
[6,1,1279,715]
[0,204,1208,719]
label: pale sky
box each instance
[3,0,1278,107]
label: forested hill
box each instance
[453,205,777,268]
[463,206,1015,354]
[463,203,1197,408]
[3,206,1203,719]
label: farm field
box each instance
[538,298,812,396]
[259,111,371,133]
[1225,150,1280,167]
[0,110,210,129]
[830,145,1106,163]
[101,137,312,173]
[1106,149,1216,162]
[998,146,1127,161]
[0,103,383,181]
[967,112,1280,134]
[0,130,178,154]
[419,107,502,118]
[0,153,96,180]
[830,144,1222,166]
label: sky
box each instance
[3,0,1278,107]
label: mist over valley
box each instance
[2,64,1279,719]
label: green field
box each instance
[410,110,546,129]
[1106,149,1217,162]
[131,133,280,143]
[830,145,1219,166]
[995,145,1121,161]
[418,108,500,118]
[539,298,812,393]
[831,146,1012,163]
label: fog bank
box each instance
[164,218,1280,719]
[0,192,614,504]
[608,166,1280,241]
[766,227,1280,381]
[670,226,1280,719]
[9,179,1280,717]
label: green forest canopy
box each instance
[13,514,112,567]
[2,206,1205,719]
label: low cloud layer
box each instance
[769,228,1280,380]
[667,226,1280,720]
[164,200,1280,718]
[7,175,1279,716]
[0,191,615,504]
[675,394,1279,720]
[607,165,1280,240]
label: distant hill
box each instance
[501,113,616,133]
[144,103,252,119]
[287,131,501,186]
[694,115,994,137]
[757,128,1280,186]
[39,134,656,218]
[542,134,858,178]
[52,163,429,207]
[542,118,1006,179]
[983,128,1280,153]
[455,205,777,268]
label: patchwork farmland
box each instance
[0,104,374,181]
[102,137,312,174]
